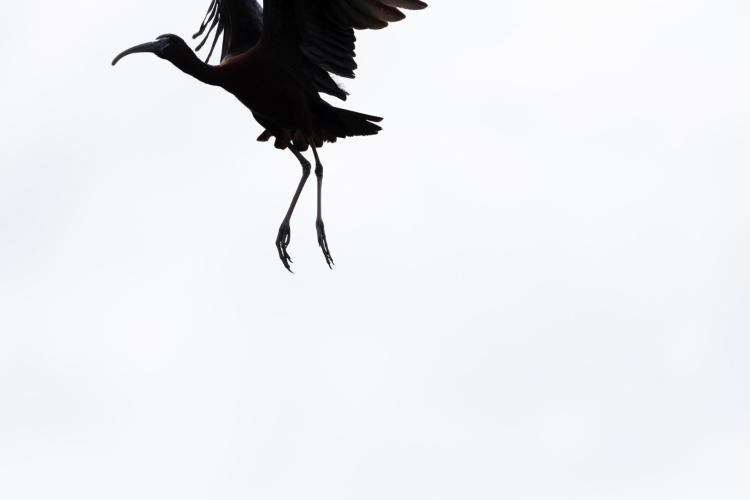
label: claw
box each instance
[276,222,293,272]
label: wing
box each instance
[261,0,427,100]
[194,0,264,62]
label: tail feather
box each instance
[325,106,383,138]
[255,105,384,150]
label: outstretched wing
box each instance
[262,0,427,100]
[194,0,264,62]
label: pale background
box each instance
[1,1,749,499]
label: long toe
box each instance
[276,223,293,272]
[316,219,334,269]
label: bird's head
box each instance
[112,34,192,66]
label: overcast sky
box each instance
[1,1,749,499]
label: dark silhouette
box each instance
[113,0,427,271]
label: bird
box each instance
[112,0,427,271]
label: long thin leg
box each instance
[276,146,311,272]
[311,145,334,268]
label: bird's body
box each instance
[230,49,383,149]
[113,0,426,270]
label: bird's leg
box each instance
[276,146,311,272]
[311,145,334,268]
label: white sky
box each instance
[1,1,749,499]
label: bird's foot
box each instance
[316,218,334,269]
[275,221,293,272]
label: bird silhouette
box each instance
[113,0,427,271]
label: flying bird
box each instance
[113,0,427,271]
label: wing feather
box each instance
[262,0,426,99]
[194,0,264,62]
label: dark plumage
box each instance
[113,0,426,270]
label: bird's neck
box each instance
[170,52,222,86]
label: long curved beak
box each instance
[112,41,162,66]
